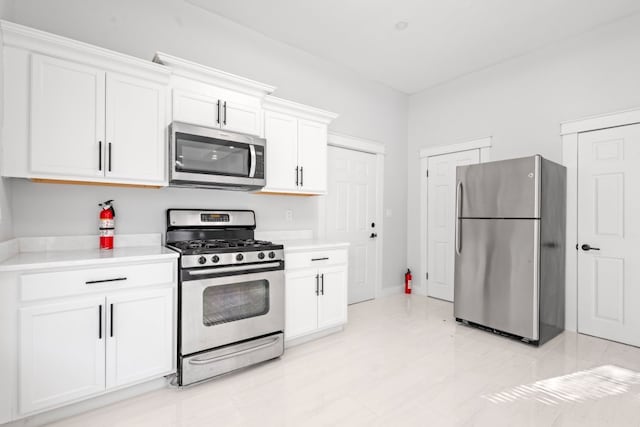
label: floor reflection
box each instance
[483,365,640,405]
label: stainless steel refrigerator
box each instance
[453,155,566,345]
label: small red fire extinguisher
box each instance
[405,268,412,294]
[99,200,115,250]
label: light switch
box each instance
[285,209,293,222]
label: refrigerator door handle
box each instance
[455,181,463,255]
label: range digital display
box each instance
[201,213,230,223]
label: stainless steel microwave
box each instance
[169,122,266,190]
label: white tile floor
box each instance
[49,294,640,427]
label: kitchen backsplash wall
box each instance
[3,0,409,291]
[10,180,319,238]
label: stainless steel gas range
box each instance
[166,209,285,386]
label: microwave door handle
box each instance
[249,145,256,178]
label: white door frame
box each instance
[317,132,385,298]
[560,107,640,332]
[418,137,492,297]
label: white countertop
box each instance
[279,239,350,252]
[0,246,178,272]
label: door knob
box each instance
[581,244,600,251]
[370,233,377,238]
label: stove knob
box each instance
[211,255,220,263]
[198,256,207,265]
[268,251,276,259]
[258,252,265,260]
[236,253,244,262]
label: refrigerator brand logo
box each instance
[528,172,534,178]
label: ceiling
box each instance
[187,0,640,94]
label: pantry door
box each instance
[325,146,378,304]
[577,123,640,347]
[427,149,480,302]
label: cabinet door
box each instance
[106,288,173,389]
[172,89,221,128]
[221,94,262,136]
[30,54,105,177]
[105,73,166,184]
[19,296,106,414]
[285,269,319,340]
[297,119,327,193]
[317,265,348,330]
[263,111,299,191]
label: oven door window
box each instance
[175,132,250,177]
[202,280,270,326]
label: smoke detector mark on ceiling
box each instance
[395,21,409,31]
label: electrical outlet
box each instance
[285,209,293,222]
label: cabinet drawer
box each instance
[285,249,347,270]
[20,261,175,302]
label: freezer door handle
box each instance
[455,181,463,255]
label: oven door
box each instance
[180,265,284,356]
[170,122,265,188]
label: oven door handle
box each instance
[186,262,281,276]
[249,144,256,178]
[188,336,281,365]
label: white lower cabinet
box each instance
[285,270,320,339]
[317,266,348,329]
[106,288,173,389]
[17,261,176,415]
[19,296,106,414]
[284,246,348,342]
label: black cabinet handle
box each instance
[223,101,227,125]
[315,274,319,295]
[216,99,221,124]
[85,277,127,285]
[98,305,103,339]
[311,257,329,262]
[581,244,600,251]
[295,166,299,186]
[98,141,102,171]
[108,142,112,172]
[370,233,378,238]
[110,303,114,337]
[321,273,324,295]
[300,166,304,187]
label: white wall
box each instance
[7,0,408,290]
[0,0,15,241]
[407,13,640,290]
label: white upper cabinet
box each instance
[1,21,170,186]
[154,52,275,137]
[261,96,337,195]
[263,110,299,190]
[30,55,105,177]
[297,119,328,193]
[105,73,166,183]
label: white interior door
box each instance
[325,146,377,304]
[427,149,480,301]
[577,123,640,347]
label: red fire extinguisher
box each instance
[99,200,115,250]
[405,269,412,294]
